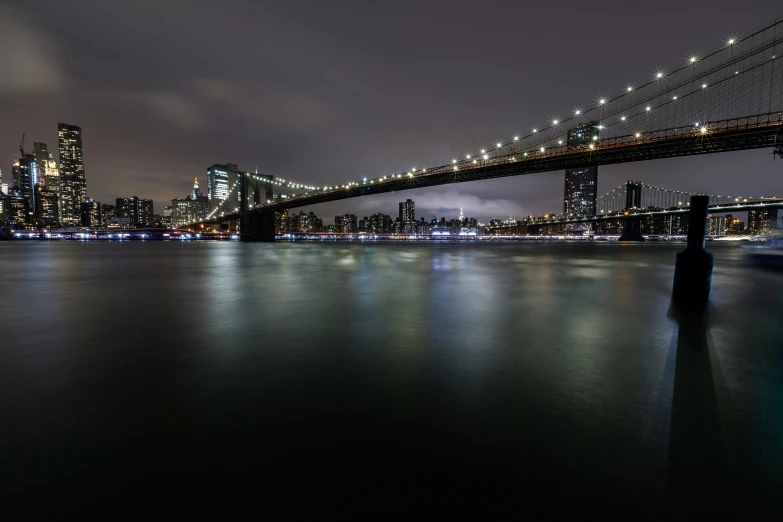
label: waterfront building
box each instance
[58,123,87,225]
[80,198,102,227]
[6,188,29,226]
[370,213,392,233]
[727,218,746,235]
[35,186,60,226]
[207,163,237,207]
[101,204,115,225]
[399,199,415,232]
[334,214,358,233]
[564,122,599,218]
[163,205,173,226]
[747,208,778,235]
[171,178,210,227]
[708,214,731,235]
[116,196,154,227]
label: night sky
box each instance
[1,0,781,223]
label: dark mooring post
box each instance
[672,195,713,306]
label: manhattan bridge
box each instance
[194,20,783,241]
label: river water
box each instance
[1,241,782,514]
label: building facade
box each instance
[564,122,599,218]
[170,178,209,227]
[334,214,358,233]
[207,163,238,207]
[747,208,778,235]
[80,198,102,227]
[58,123,87,225]
[115,196,154,227]
[399,199,415,232]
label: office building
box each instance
[6,188,29,226]
[747,208,778,235]
[116,196,154,227]
[727,218,745,235]
[80,198,102,227]
[35,186,60,226]
[207,163,238,206]
[101,204,115,225]
[708,214,731,236]
[171,178,210,227]
[399,199,415,232]
[58,123,87,225]
[334,214,358,233]
[370,213,392,233]
[563,122,599,218]
[33,141,61,222]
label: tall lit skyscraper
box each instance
[32,141,62,223]
[564,122,599,218]
[58,123,87,225]
[207,163,237,206]
[399,199,415,232]
[748,208,778,235]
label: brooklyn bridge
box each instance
[193,20,783,241]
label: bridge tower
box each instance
[619,180,645,242]
[239,170,276,241]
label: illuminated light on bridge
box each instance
[627,86,633,92]
[599,99,607,105]
[575,110,582,115]
[656,72,665,79]
[690,56,698,63]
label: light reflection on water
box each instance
[0,241,782,511]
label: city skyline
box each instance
[1,1,781,223]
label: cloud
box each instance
[86,88,204,129]
[194,78,338,131]
[348,189,531,221]
[0,6,64,93]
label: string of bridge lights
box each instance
[198,21,782,210]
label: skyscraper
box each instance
[399,199,415,232]
[58,123,87,225]
[170,178,209,227]
[563,122,599,218]
[747,208,778,235]
[115,196,154,227]
[207,163,237,206]
[32,141,62,223]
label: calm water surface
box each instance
[1,241,782,513]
